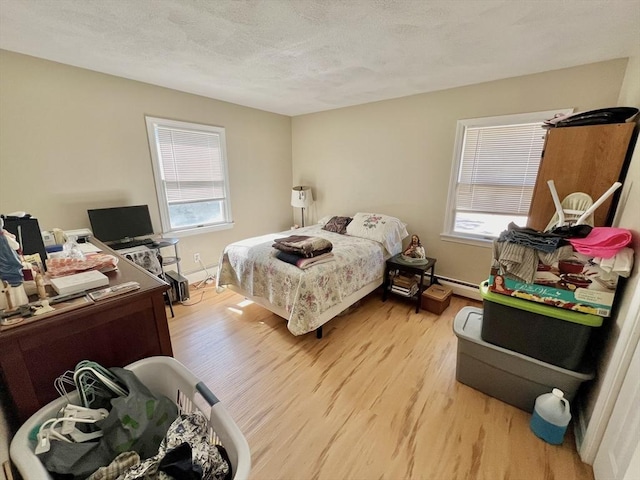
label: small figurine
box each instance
[403,234,426,259]
[35,273,47,300]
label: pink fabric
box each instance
[568,227,632,259]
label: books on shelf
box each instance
[391,271,417,286]
[389,270,420,296]
[391,284,418,297]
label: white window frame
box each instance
[441,108,573,247]
[145,116,233,237]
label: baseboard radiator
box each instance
[186,267,481,301]
[435,276,482,301]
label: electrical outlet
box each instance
[193,253,201,263]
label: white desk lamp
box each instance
[291,186,313,227]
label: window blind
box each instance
[456,123,546,216]
[156,127,226,204]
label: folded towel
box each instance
[273,235,333,258]
[275,250,335,269]
[568,227,632,259]
[593,247,635,278]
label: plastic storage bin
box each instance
[10,356,251,480]
[453,306,594,412]
[421,284,453,314]
[480,282,603,370]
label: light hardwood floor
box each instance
[168,288,595,480]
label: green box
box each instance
[488,266,615,317]
[480,282,602,370]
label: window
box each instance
[443,109,572,244]
[145,116,233,235]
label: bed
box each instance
[216,213,408,337]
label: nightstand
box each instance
[382,254,437,313]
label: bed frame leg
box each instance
[316,326,323,339]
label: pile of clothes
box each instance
[493,223,633,283]
[272,235,335,269]
[35,361,232,480]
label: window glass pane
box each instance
[168,200,224,229]
[454,212,528,237]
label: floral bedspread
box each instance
[216,224,387,335]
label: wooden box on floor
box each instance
[421,284,452,314]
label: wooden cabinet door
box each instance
[527,123,635,231]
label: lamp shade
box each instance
[291,186,313,208]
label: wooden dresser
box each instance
[0,239,173,427]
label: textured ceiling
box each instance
[1,0,639,116]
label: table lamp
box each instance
[291,186,313,227]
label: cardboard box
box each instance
[489,251,620,317]
[421,284,452,314]
[50,270,109,295]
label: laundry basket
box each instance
[9,356,251,480]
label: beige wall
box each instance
[292,59,629,284]
[0,50,292,273]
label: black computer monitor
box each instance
[2,216,49,272]
[87,205,154,243]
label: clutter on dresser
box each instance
[0,211,131,332]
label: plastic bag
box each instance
[37,367,178,479]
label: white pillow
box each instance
[346,213,408,255]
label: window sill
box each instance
[162,222,234,239]
[440,233,494,248]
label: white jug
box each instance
[530,388,572,445]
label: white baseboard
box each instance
[436,276,482,301]
[184,264,217,286]
[185,267,481,301]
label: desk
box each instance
[382,255,437,313]
[0,239,173,427]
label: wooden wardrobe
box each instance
[527,122,637,231]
